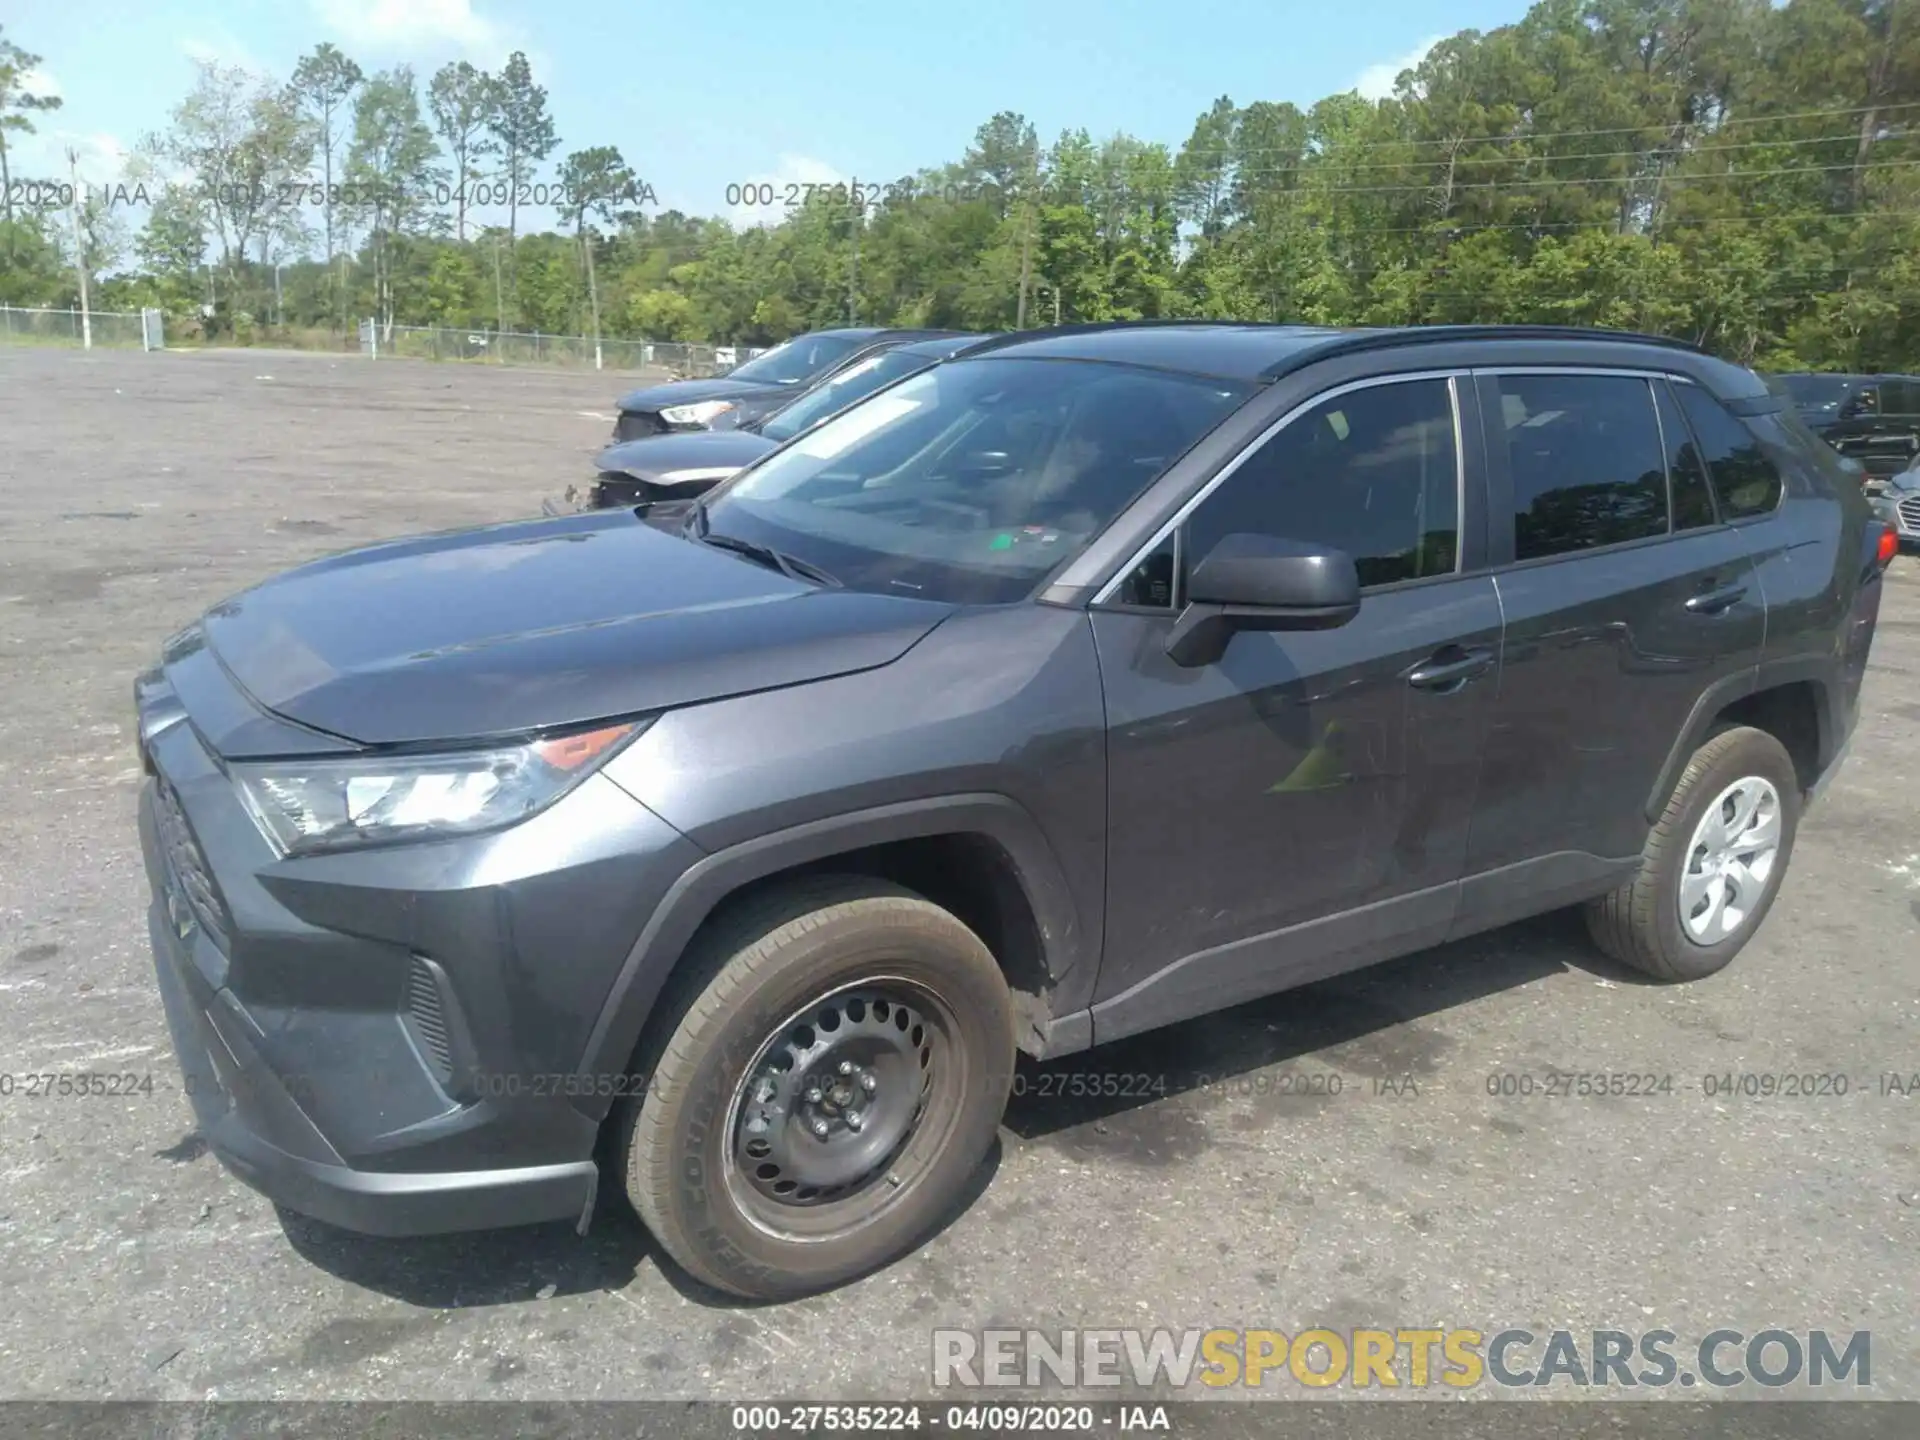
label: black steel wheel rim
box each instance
[727,980,957,1232]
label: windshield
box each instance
[758,349,936,443]
[726,333,868,386]
[1773,374,1857,414]
[700,357,1251,604]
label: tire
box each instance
[617,876,1014,1300]
[1585,725,1801,982]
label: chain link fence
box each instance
[0,306,165,349]
[361,321,767,378]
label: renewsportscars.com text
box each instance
[932,1327,1871,1391]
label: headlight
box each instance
[232,720,647,856]
[659,399,737,426]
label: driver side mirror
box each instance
[1165,533,1362,668]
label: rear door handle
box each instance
[1685,584,1748,615]
[1407,646,1495,692]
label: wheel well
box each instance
[1715,682,1822,790]
[688,834,1057,1057]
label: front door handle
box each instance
[1685,584,1748,615]
[1407,646,1495,692]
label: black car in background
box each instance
[1772,372,1920,480]
[589,333,988,509]
[610,328,954,441]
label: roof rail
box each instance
[1263,323,1710,379]
[958,317,1330,358]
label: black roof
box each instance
[895,332,1003,358]
[1769,371,1920,383]
[958,320,1722,384]
[959,322,1354,381]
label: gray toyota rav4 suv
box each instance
[137,323,1893,1299]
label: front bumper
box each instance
[136,675,703,1237]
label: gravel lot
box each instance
[0,345,1914,1405]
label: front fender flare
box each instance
[572,793,1093,1121]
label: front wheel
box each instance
[1585,725,1801,982]
[617,877,1014,1299]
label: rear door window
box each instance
[1490,373,1669,560]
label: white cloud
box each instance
[1354,35,1442,102]
[61,133,131,187]
[727,153,849,229]
[20,67,62,101]
[310,0,508,61]
[5,126,130,198]
[181,32,271,77]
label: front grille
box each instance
[1898,495,1920,532]
[405,957,454,1084]
[154,781,228,949]
[613,410,663,442]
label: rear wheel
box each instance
[618,877,1013,1299]
[1585,726,1800,982]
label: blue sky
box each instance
[9,0,1531,234]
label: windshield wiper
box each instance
[687,500,838,587]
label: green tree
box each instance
[427,60,495,242]
[289,42,364,327]
[484,50,559,323]
[135,184,210,316]
[555,145,637,362]
[345,68,442,336]
[0,25,62,227]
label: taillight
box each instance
[1865,519,1898,573]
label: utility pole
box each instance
[64,148,92,350]
[847,204,860,326]
[492,231,506,342]
[1016,203,1032,329]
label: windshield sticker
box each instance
[988,527,1061,553]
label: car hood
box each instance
[615,376,784,414]
[194,509,954,749]
[595,429,778,483]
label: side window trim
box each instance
[1651,375,1725,529]
[1089,369,1471,608]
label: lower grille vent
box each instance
[405,956,455,1084]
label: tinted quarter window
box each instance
[1185,378,1459,589]
[1656,381,1718,530]
[1879,379,1918,417]
[1675,384,1784,519]
[1114,531,1178,608]
[1494,373,1668,560]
